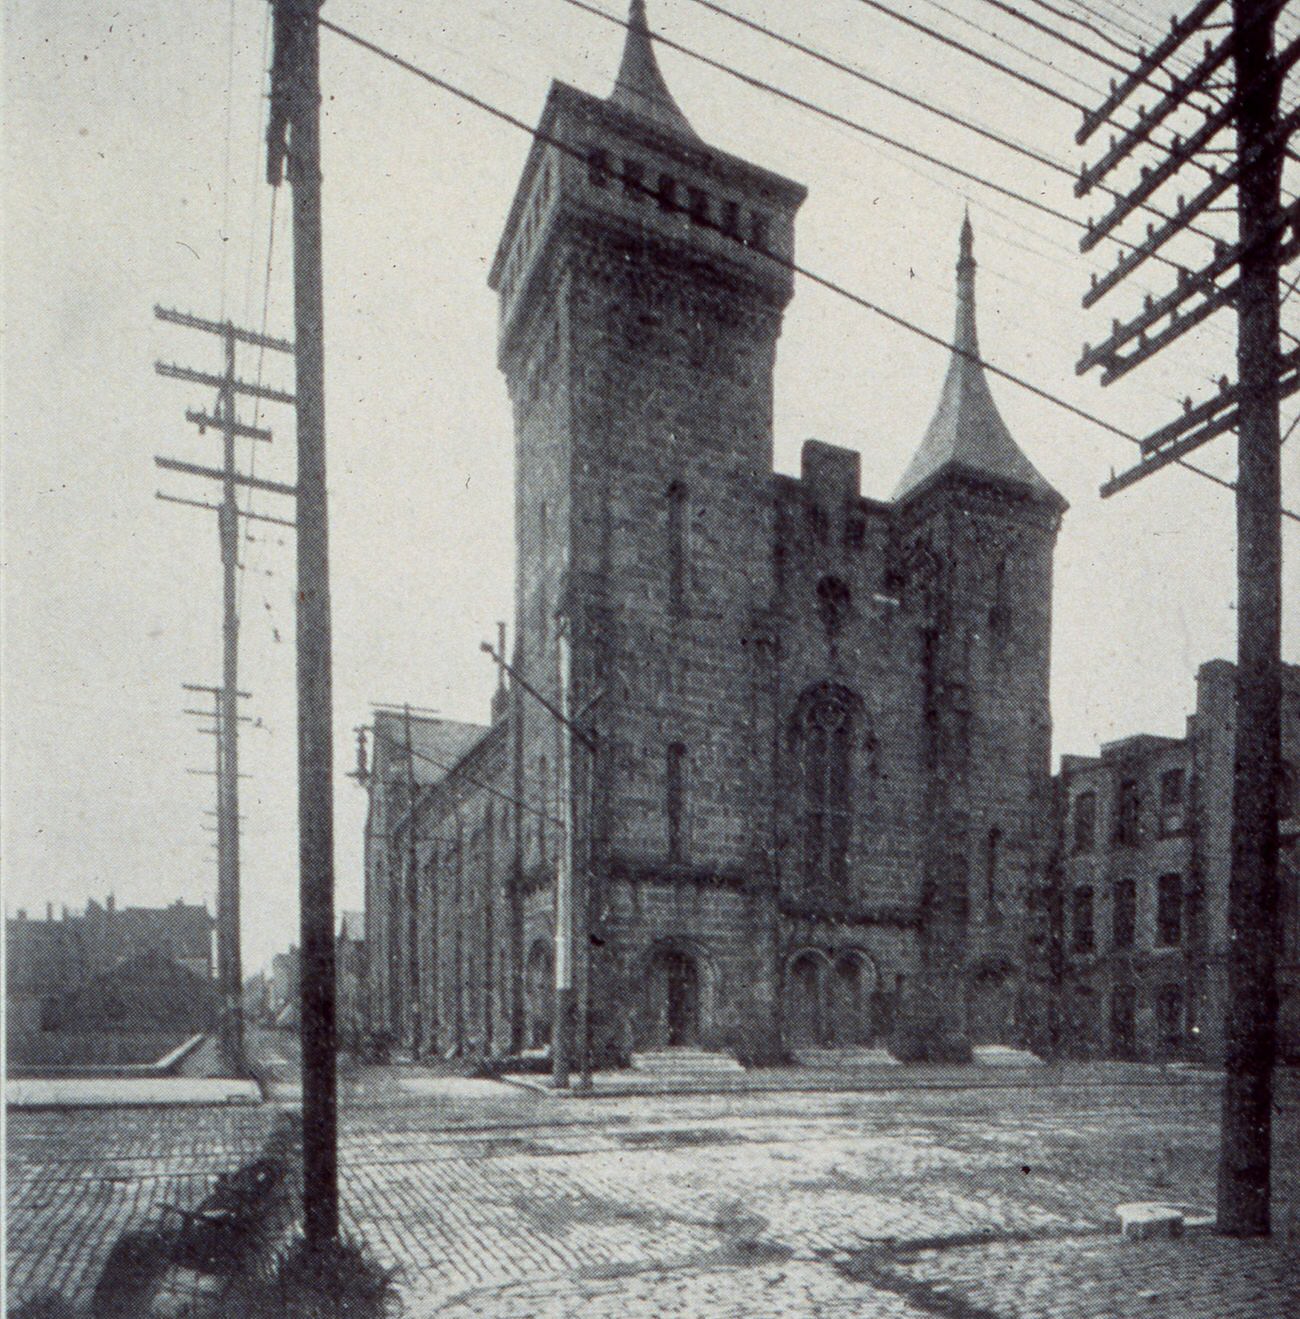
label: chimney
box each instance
[106,893,115,914]
[46,902,54,922]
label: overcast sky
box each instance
[5,0,1299,974]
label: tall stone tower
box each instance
[893,216,1067,1058]
[488,1,806,1059]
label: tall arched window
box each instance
[795,685,859,892]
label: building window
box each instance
[748,210,770,250]
[815,575,852,635]
[666,742,687,861]
[622,157,644,199]
[586,147,610,187]
[1114,778,1140,847]
[686,185,710,224]
[798,687,856,892]
[1072,790,1096,853]
[538,755,549,865]
[720,198,741,236]
[667,482,687,615]
[1159,768,1186,835]
[1155,983,1184,1052]
[1157,873,1183,946]
[656,172,677,211]
[1113,878,1136,950]
[1071,886,1094,954]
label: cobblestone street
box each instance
[6,1044,1298,1316]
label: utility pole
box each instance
[269,0,338,1247]
[403,703,421,1054]
[155,306,296,1070]
[1074,0,1293,1237]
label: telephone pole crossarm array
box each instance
[1074,0,1292,1240]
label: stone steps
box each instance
[629,1049,745,1077]
[794,1046,900,1067]
[972,1044,1045,1066]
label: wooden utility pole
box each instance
[1075,0,1292,1237]
[269,0,339,1247]
[1217,0,1284,1238]
[155,306,295,1069]
[553,619,576,1088]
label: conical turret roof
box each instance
[894,216,1060,505]
[608,0,701,142]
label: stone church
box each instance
[362,1,1066,1064]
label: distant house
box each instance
[43,949,218,1035]
[1056,660,1300,1063]
[269,946,300,1021]
[6,896,214,1037]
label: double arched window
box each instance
[793,684,861,892]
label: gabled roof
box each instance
[609,0,701,143]
[895,216,1062,507]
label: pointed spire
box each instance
[609,0,701,141]
[894,217,1061,505]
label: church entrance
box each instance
[967,967,1016,1046]
[787,952,825,1048]
[646,948,700,1047]
[828,951,878,1046]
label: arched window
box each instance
[795,685,859,892]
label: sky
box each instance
[4,0,1299,975]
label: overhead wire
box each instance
[316,13,1299,522]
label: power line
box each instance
[367,724,563,830]
[676,0,1229,255]
[316,13,1299,522]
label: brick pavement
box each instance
[6,1062,1297,1316]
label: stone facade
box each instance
[362,3,1065,1063]
[1056,659,1300,1062]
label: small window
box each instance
[656,172,677,211]
[1159,768,1185,835]
[748,210,770,249]
[1115,778,1140,847]
[1113,878,1136,950]
[622,157,645,199]
[687,186,710,224]
[586,147,610,187]
[845,516,866,550]
[815,576,852,635]
[1157,873,1182,946]
[666,742,687,861]
[1072,886,1094,954]
[1072,791,1096,853]
[720,198,741,236]
[538,756,550,865]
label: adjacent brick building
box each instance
[1056,659,1300,1062]
[361,2,1066,1063]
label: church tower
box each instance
[488,2,806,1057]
[894,217,1066,1059]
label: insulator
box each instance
[1144,293,1153,310]
[1184,397,1193,414]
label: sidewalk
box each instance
[502,1058,1224,1099]
[5,1075,262,1108]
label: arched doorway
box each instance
[645,947,700,1047]
[967,966,1016,1046]
[525,940,553,1049]
[827,950,878,1046]
[786,951,828,1048]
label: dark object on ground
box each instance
[230,1234,399,1319]
[164,1156,288,1273]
